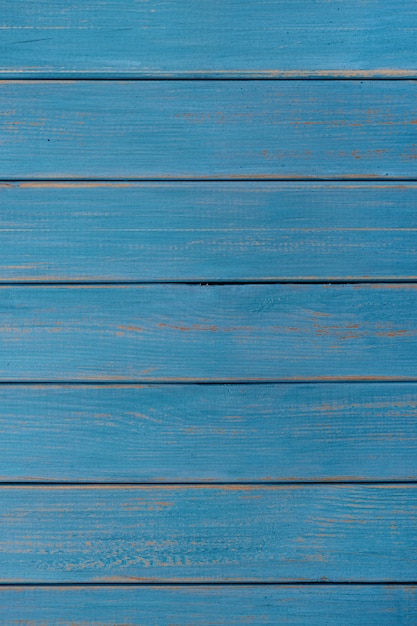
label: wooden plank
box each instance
[1,383,416,482]
[2,182,417,282]
[1,1,417,78]
[1,81,417,180]
[0,485,416,582]
[1,284,417,381]
[1,585,416,625]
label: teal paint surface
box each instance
[1,0,416,78]
[0,383,416,482]
[1,182,417,282]
[1,585,416,625]
[1,284,417,381]
[1,81,417,179]
[0,485,416,582]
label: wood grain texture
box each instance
[2,81,417,180]
[1,284,417,381]
[1,585,416,625]
[2,182,417,282]
[0,485,416,582]
[1,383,416,482]
[4,0,416,620]
[1,1,417,78]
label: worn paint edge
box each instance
[1,578,416,584]
[5,181,417,189]
[1,70,417,79]
[3,279,417,285]
[2,176,417,182]
[0,484,415,491]
[0,481,416,486]
[1,377,417,383]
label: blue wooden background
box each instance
[1,2,417,623]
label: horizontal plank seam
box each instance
[0,480,417,491]
[3,180,417,186]
[1,178,417,183]
[1,76,417,82]
[3,280,417,286]
[0,380,415,386]
[0,582,415,587]
[0,481,415,486]
[0,379,417,384]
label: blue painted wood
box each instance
[2,182,417,282]
[1,585,416,625]
[1,1,417,78]
[1,284,417,381]
[2,81,417,179]
[1,4,415,626]
[0,485,416,582]
[3,4,416,620]
[0,383,416,482]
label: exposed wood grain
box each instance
[1,383,416,482]
[2,182,417,282]
[1,585,416,625]
[1,284,417,381]
[4,0,415,619]
[1,1,417,78]
[0,485,416,582]
[1,81,417,179]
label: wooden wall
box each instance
[1,2,416,623]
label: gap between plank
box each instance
[1,76,417,81]
[2,280,417,285]
[0,481,415,487]
[1,178,417,183]
[0,379,417,385]
[0,581,415,587]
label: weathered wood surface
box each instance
[2,81,417,180]
[0,485,416,582]
[3,2,415,623]
[1,585,416,625]
[1,383,416,482]
[2,182,417,282]
[1,284,417,381]
[1,1,417,78]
